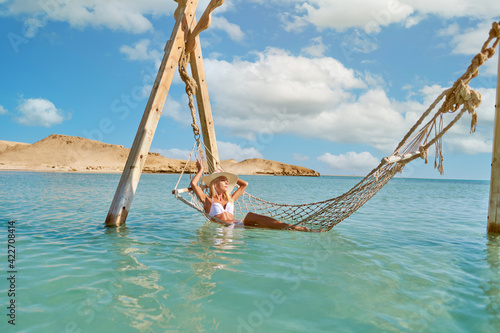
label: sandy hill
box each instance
[0,134,319,176]
[0,140,30,153]
[0,134,185,172]
[221,158,319,176]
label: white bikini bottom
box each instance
[228,220,244,228]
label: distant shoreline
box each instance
[0,167,321,176]
[0,168,488,181]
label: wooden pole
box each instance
[185,0,225,54]
[189,25,220,173]
[488,44,500,233]
[105,0,199,226]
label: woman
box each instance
[190,160,310,231]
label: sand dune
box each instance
[0,134,319,176]
[0,140,30,153]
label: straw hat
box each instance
[201,171,239,193]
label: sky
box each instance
[0,0,499,180]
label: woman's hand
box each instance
[196,158,204,173]
[191,158,207,205]
[232,178,248,201]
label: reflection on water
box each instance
[96,216,248,333]
[101,226,168,332]
[483,234,500,331]
[147,223,246,332]
[199,223,246,251]
[189,225,243,296]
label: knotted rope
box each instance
[178,51,200,139]
[392,21,499,174]
[177,48,208,171]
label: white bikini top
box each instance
[208,201,234,217]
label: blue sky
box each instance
[0,0,499,180]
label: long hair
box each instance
[208,181,233,203]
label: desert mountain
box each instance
[0,134,319,176]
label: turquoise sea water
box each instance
[0,171,499,332]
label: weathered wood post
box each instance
[488,44,500,233]
[105,0,200,226]
[190,36,220,173]
[187,2,224,172]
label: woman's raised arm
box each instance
[231,178,248,201]
[190,159,207,203]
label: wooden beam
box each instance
[488,44,500,233]
[189,21,219,173]
[185,0,225,54]
[105,0,199,226]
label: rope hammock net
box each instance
[173,22,500,232]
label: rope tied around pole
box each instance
[392,21,500,174]
[419,145,429,163]
[178,49,201,141]
[185,0,225,54]
[178,47,207,166]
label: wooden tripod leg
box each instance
[488,42,500,233]
[105,0,200,226]
[189,18,220,173]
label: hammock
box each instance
[173,22,500,232]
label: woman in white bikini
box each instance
[190,160,310,231]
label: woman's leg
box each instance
[242,212,310,231]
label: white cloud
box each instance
[301,36,327,57]
[162,96,191,125]
[445,136,491,154]
[213,50,428,151]
[0,105,7,115]
[284,0,413,32]
[404,13,425,28]
[444,21,499,76]
[278,0,499,33]
[281,12,309,33]
[481,54,499,77]
[120,39,161,63]
[204,47,365,124]
[363,71,386,88]
[293,153,310,161]
[438,23,460,37]
[152,147,191,160]
[4,0,498,38]
[317,151,380,175]
[200,46,496,157]
[202,48,407,151]
[211,16,245,42]
[341,29,380,58]
[152,140,263,162]
[297,89,408,151]
[218,141,263,161]
[21,14,47,38]
[405,0,499,20]
[448,21,492,55]
[15,98,67,127]
[3,0,177,34]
